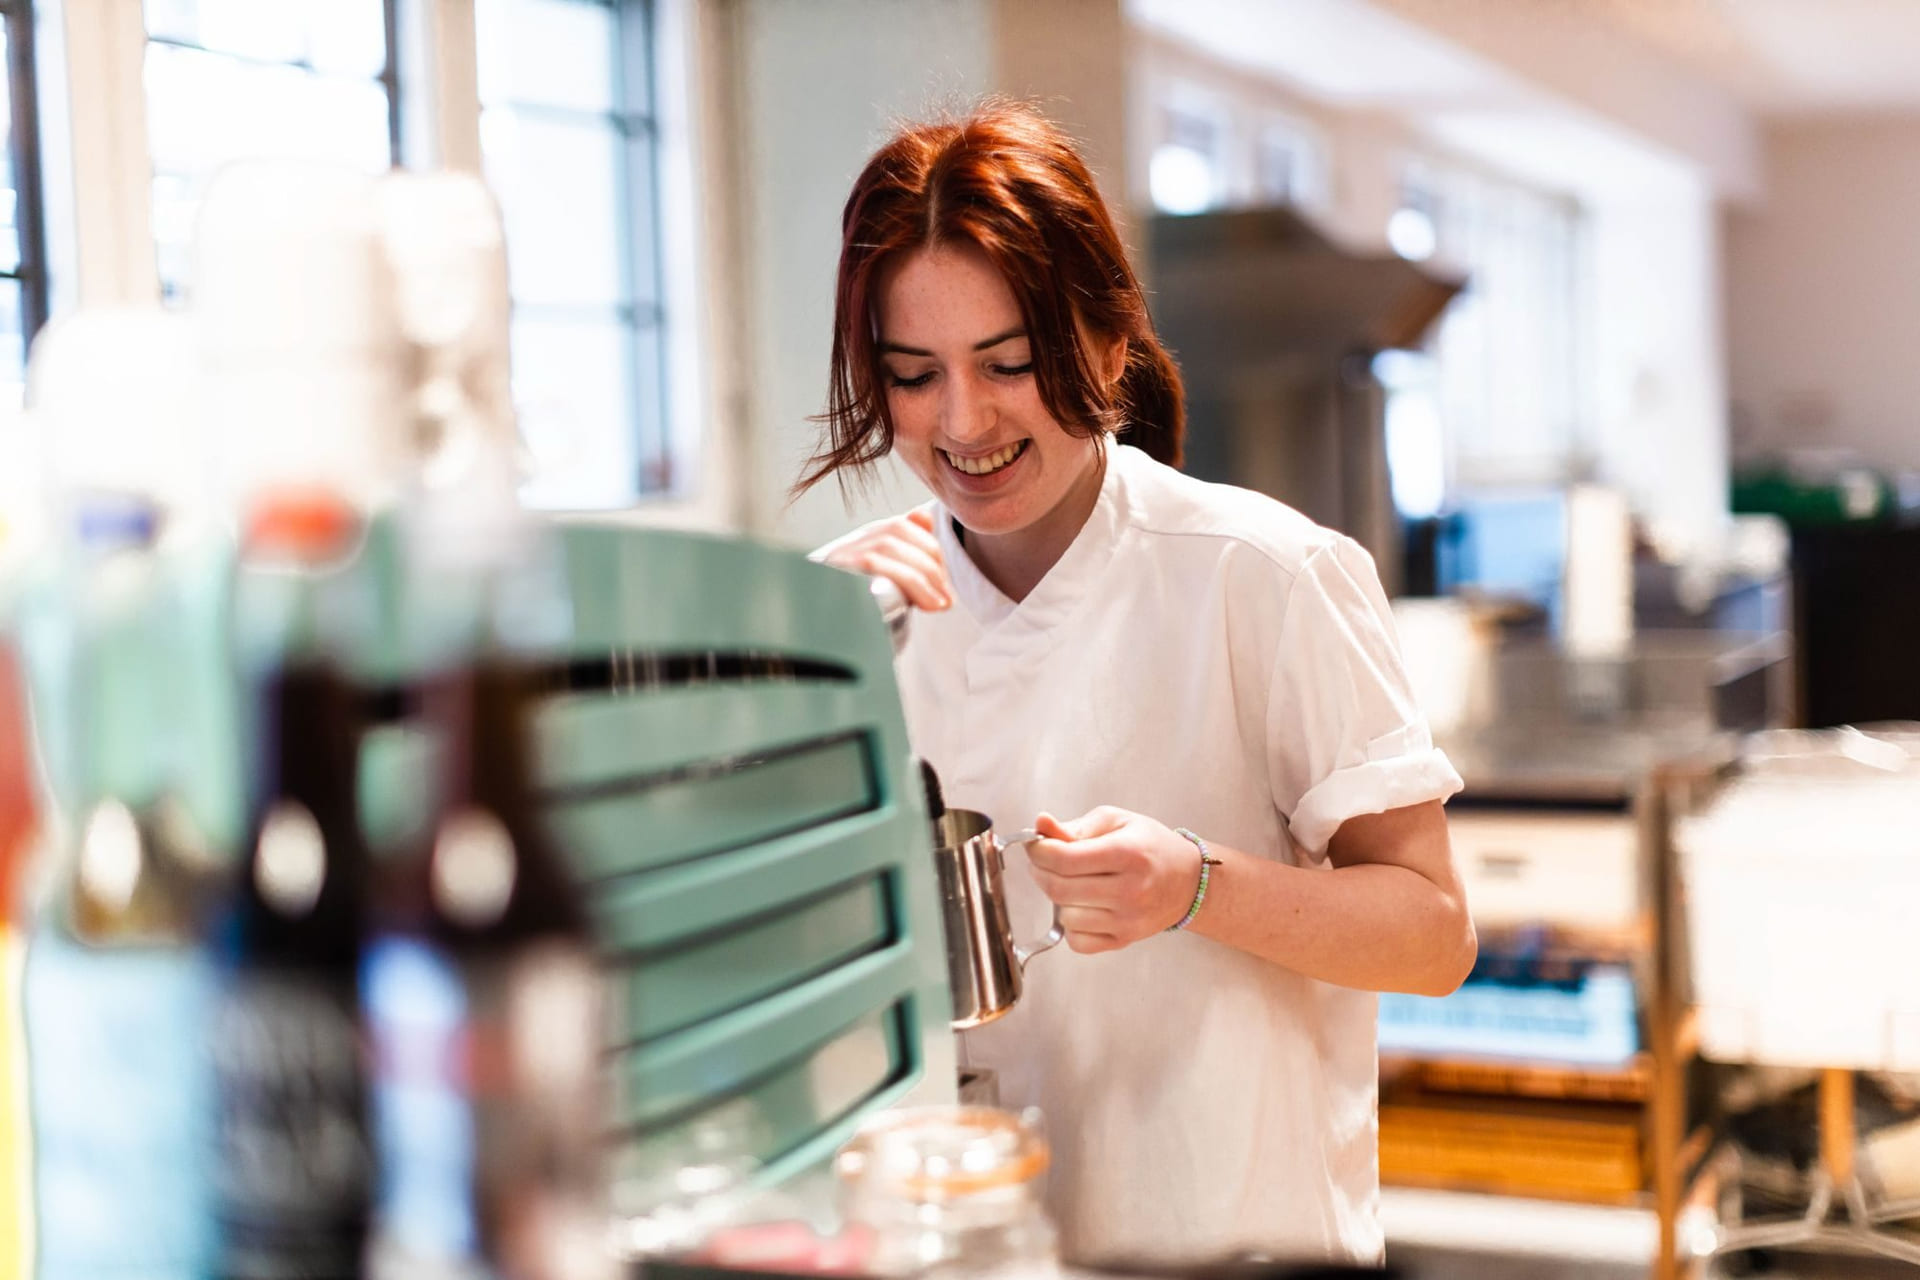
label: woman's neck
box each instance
[963,447,1108,604]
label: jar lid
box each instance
[835,1106,1048,1202]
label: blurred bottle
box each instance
[364,663,608,1280]
[0,396,42,1280]
[16,311,220,1280]
[186,160,412,1280]
[207,490,376,1280]
[361,169,610,1280]
[0,643,37,1280]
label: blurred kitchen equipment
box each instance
[1148,206,1462,591]
[836,1105,1057,1280]
[929,804,1062,1032]
[481,527,958,1195]
[1678,726,1920,1073]
[1667,726,1920,1269]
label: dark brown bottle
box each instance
[363,661,608,1280]
[209,660,373,1280]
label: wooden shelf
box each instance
[1380,1089,1647,1204]
[1382,1051,1653,1104]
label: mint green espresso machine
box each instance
[360,521,958,1199]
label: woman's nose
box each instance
[941,372,995,442]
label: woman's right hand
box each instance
[812,507,954,612]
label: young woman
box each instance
[805,102,1475,1267]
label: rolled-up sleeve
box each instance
[1267,538,1463,858]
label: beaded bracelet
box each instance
[1166,827,1224,932]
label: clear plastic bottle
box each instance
[835,1106,1059,1280]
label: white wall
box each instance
[731,0,993,550]
[1725,117,1920,473]
[1583,177,1730,559]
[717,0,1131,551]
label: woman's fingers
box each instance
[870,533,952,606]
[1059,902,1121,954]
[819,517,953,610]
[1031,863,1121,909]
[1063,929,1122,955]
[1056,904,1115,934]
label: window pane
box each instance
[0,277,24,404]
[0,190,18,276]
[145,38,391,300]
[304,0,389,79]
[146,0,387,78]
[481,108,624,309]
[150,173,200,302]
[475,0,616,113]
[513,312,637,510]
[146,45,389,177]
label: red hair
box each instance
[797,100,1185,496]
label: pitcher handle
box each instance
[1001,829,1065,970]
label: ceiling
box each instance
[1578,0,1920,115]
[1128,0,1920,119]
[1126,0,1715,198]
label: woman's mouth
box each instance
[941,440,1029,476]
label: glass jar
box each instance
[836,1106,1058,1280]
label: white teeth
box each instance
[944,441,1025,476]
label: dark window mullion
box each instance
[617,0,664,494]
[146,32,320,74]
[7,0,47,347]
[380,0,401,165]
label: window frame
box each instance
[475,0,671,504]
[40,0,689,511]
[141,0,405,303]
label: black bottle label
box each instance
[211,971,371,1279]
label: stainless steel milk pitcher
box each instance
[931,808,1064,1030]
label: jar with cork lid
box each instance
[836,1106,1058,1280]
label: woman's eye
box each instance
[991,362,1034,378]
[887,370,935,389]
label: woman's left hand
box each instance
[1026,807,1203,953]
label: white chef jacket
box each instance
[891,443,1463,1266]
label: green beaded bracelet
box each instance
[1167,827,1223,932]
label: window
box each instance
[475,0,664,510]
[0,0,48,401]
[1148,87,1227,216]
[1145,78,1329,219]
[142,0,398,302]
[1253,116,1326,212]
[1397,158,1580,499]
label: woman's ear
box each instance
[1101,335,1129,395]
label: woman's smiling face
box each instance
[874,240,1108,548]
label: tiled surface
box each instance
[1383,1188,1920,1278]
[1392,1244,1918,1278]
